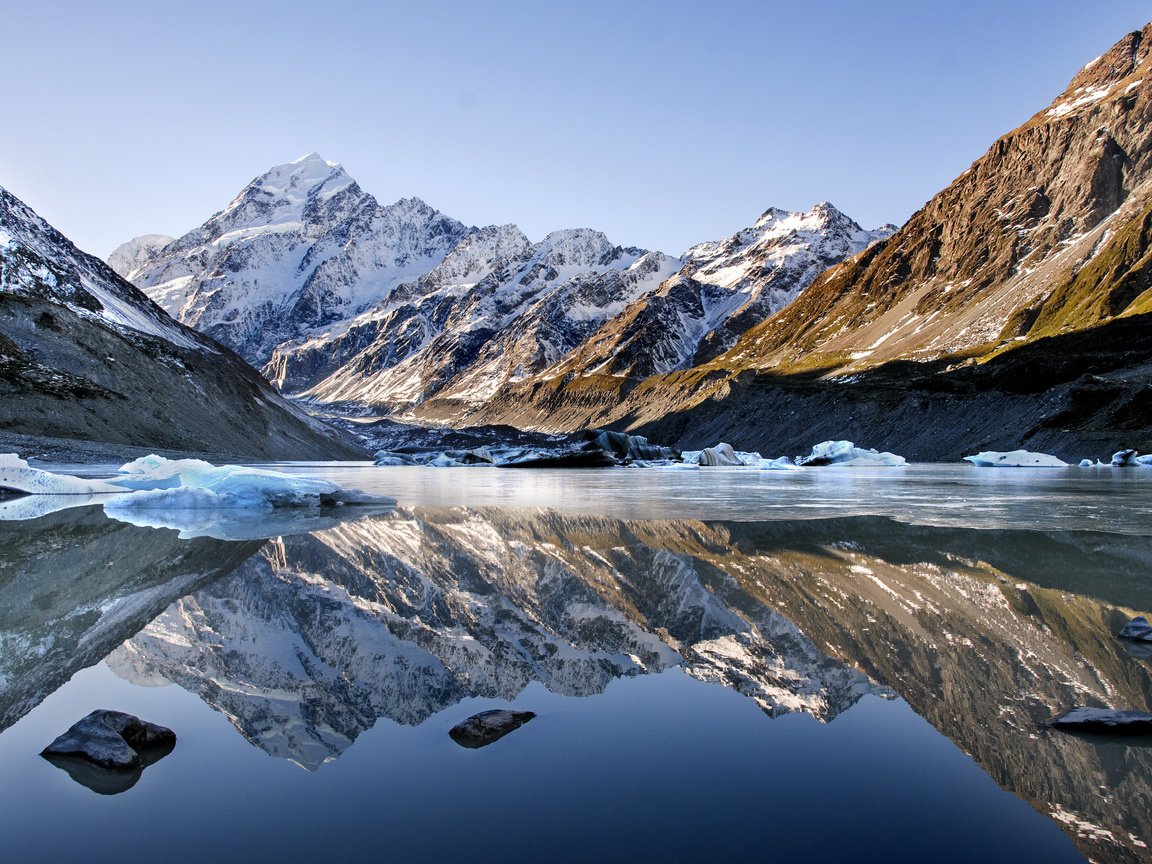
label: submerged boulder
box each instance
[449,709,536,749]
[1119,615,1152,642]
[1050,707,1152,735]
[41,709,176,769]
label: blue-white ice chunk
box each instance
[964,450,1068,468]
[798,441,907,467]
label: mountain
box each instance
[118,157,887,420]
[533,204,894,382]
[0,183,365,459]
[114,153,470,369]
[267,229,679,413]
[451,22,1152,459]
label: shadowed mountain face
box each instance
[0,185,366,460]
[82,506,1151,862]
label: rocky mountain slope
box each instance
[451,22,1152,459]
[117,157,887,418]
[533,204,894,383]
[0,184,365,459]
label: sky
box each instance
[2,1,1151,259]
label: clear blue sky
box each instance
[2,1,1149,258]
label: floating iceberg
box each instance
[797,441,906,467]
[696,443,745,467]
[0,454,395,512]
[1111,449,1152,467]
[762,456,802,471]
[681,444,798,469]
[963,450,1068,468]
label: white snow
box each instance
[1046,83,1114,119]
[963,450,1068,468]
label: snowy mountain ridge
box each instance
[116,154,890,416]
[113,153,471,367]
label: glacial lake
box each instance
[2,463,1151,863]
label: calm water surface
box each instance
[1,464,1150,863]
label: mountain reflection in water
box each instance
[2,504,1151,862]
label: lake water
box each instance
[1,464,1151,863]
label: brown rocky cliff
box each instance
[724,22,1152,373]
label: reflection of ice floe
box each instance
[964,450,1068,468]
[0,493,114,521]
[796,440,906,467]
[104,500,398,540]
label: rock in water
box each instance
[41,709,176,769]
[1050,707,1152,735]
[1119,615,1152,642]
[449,709,536,749]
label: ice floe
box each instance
[0,454,395,536]
[796,440,906,467]
[964,450,1068,468]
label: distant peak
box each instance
[292,151,340,169]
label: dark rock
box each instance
[42,736,175,795]
[1050,707,1152,735]
[501,449,616,468]
[449,709,536,749]
[41,709,176,769]
[1119,615,1152,642]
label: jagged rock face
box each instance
[266,229,680,412]
[0,184,366,459]
[547,204,894,380]
[121,153,470,367]
[725,23,1152,374]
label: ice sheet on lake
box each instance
[964,450,1068,468]
[0,454,125,494]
